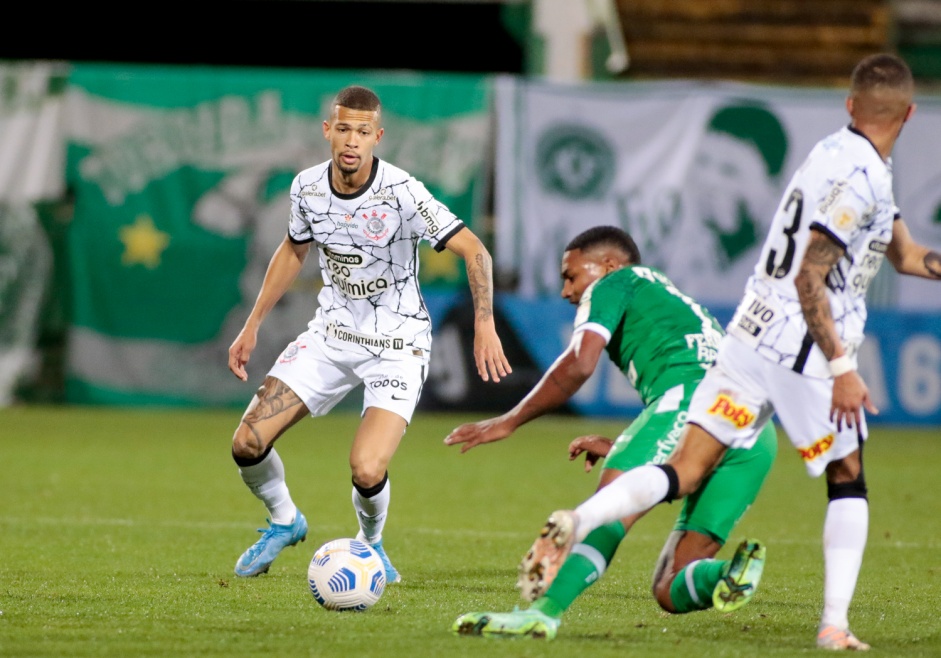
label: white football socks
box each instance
[821,497,869,630]
[573,465,669,542]
[353,477,391,545]
[238,448,297,525]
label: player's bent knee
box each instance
[231,423,270,461]
[351,462,387,489]
[652,534,677,589]
[827,473,868,501]
[231,441,272,466]
[353,472,388,497]
[655,464,680,502]
[652,577,676,613]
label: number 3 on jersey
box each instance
[765,189,804,279]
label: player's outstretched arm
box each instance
[887,218,941,280]
[444,330,606,453]
[443,227,512,383]
[443,415,516,453]
[794,229,877,429]
[228,236,310,381]
[568,435,613,473]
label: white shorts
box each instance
[688,334,867,477]
[267,330,429,424]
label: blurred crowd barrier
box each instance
[2,61,939,424]
[422,293,941,426]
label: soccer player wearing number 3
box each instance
[227,85,511,581]
[524,53,941,651]
[447,225,778,640]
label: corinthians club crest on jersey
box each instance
[362,209,389,241]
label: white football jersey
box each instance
[727,126,897,378]
[288,157,465,358]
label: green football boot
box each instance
[451,608,560,640]
[712,538,766,612]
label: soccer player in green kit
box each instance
[445,225,777,639]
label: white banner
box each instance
[0,62,63,404]
[0,62,67,203]
[494,76,941,309]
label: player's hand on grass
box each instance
[444,416,513,453]
[473,324,512,383]
[569,435,613,473]
[228,328,258,382]
[831,370,878,431]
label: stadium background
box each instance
[2,0,941,424]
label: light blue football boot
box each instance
[234,511,308,577]
[367,538,401,584]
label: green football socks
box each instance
[669,558,726,613]
[527,520,731,617]
[530,520,626,617]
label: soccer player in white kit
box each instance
[227,85,511,581]
[520,53,941,650]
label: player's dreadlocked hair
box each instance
[565,226,642,265]
[334,85,381,113]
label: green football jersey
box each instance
[574,265,724,406]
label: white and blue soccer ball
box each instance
[307,538,386,611]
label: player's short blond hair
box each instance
[849,54,914,119]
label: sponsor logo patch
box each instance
[707,394,755,429]
[300,183,327,199]
[329,273,390,299]
[868,239,888,254]
[327,323,402,350]
[368,374,409,394]
[369,188,396,202]
[417,201,442,235]
[337,213,357,229]
[798,434,834,461]
[818,179,849,214]
[324,247,364,267]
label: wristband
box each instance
[828,354,854,377]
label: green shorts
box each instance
[604,386,778,545]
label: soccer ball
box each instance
[307,538,386,611]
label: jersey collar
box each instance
[328,157,380,199]
[847,124,883,160]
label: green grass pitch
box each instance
[1,405,939,657]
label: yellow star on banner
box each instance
[119,215,170,269]
[419,243,459,283]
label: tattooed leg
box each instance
[234,376,308,460]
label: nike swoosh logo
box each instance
[391,395,407,401]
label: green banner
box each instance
[65,64,491,405]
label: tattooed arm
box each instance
[794,228,877,429]
[793,230,845,361]
[443,227,512,382]
[887,218,941,280]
